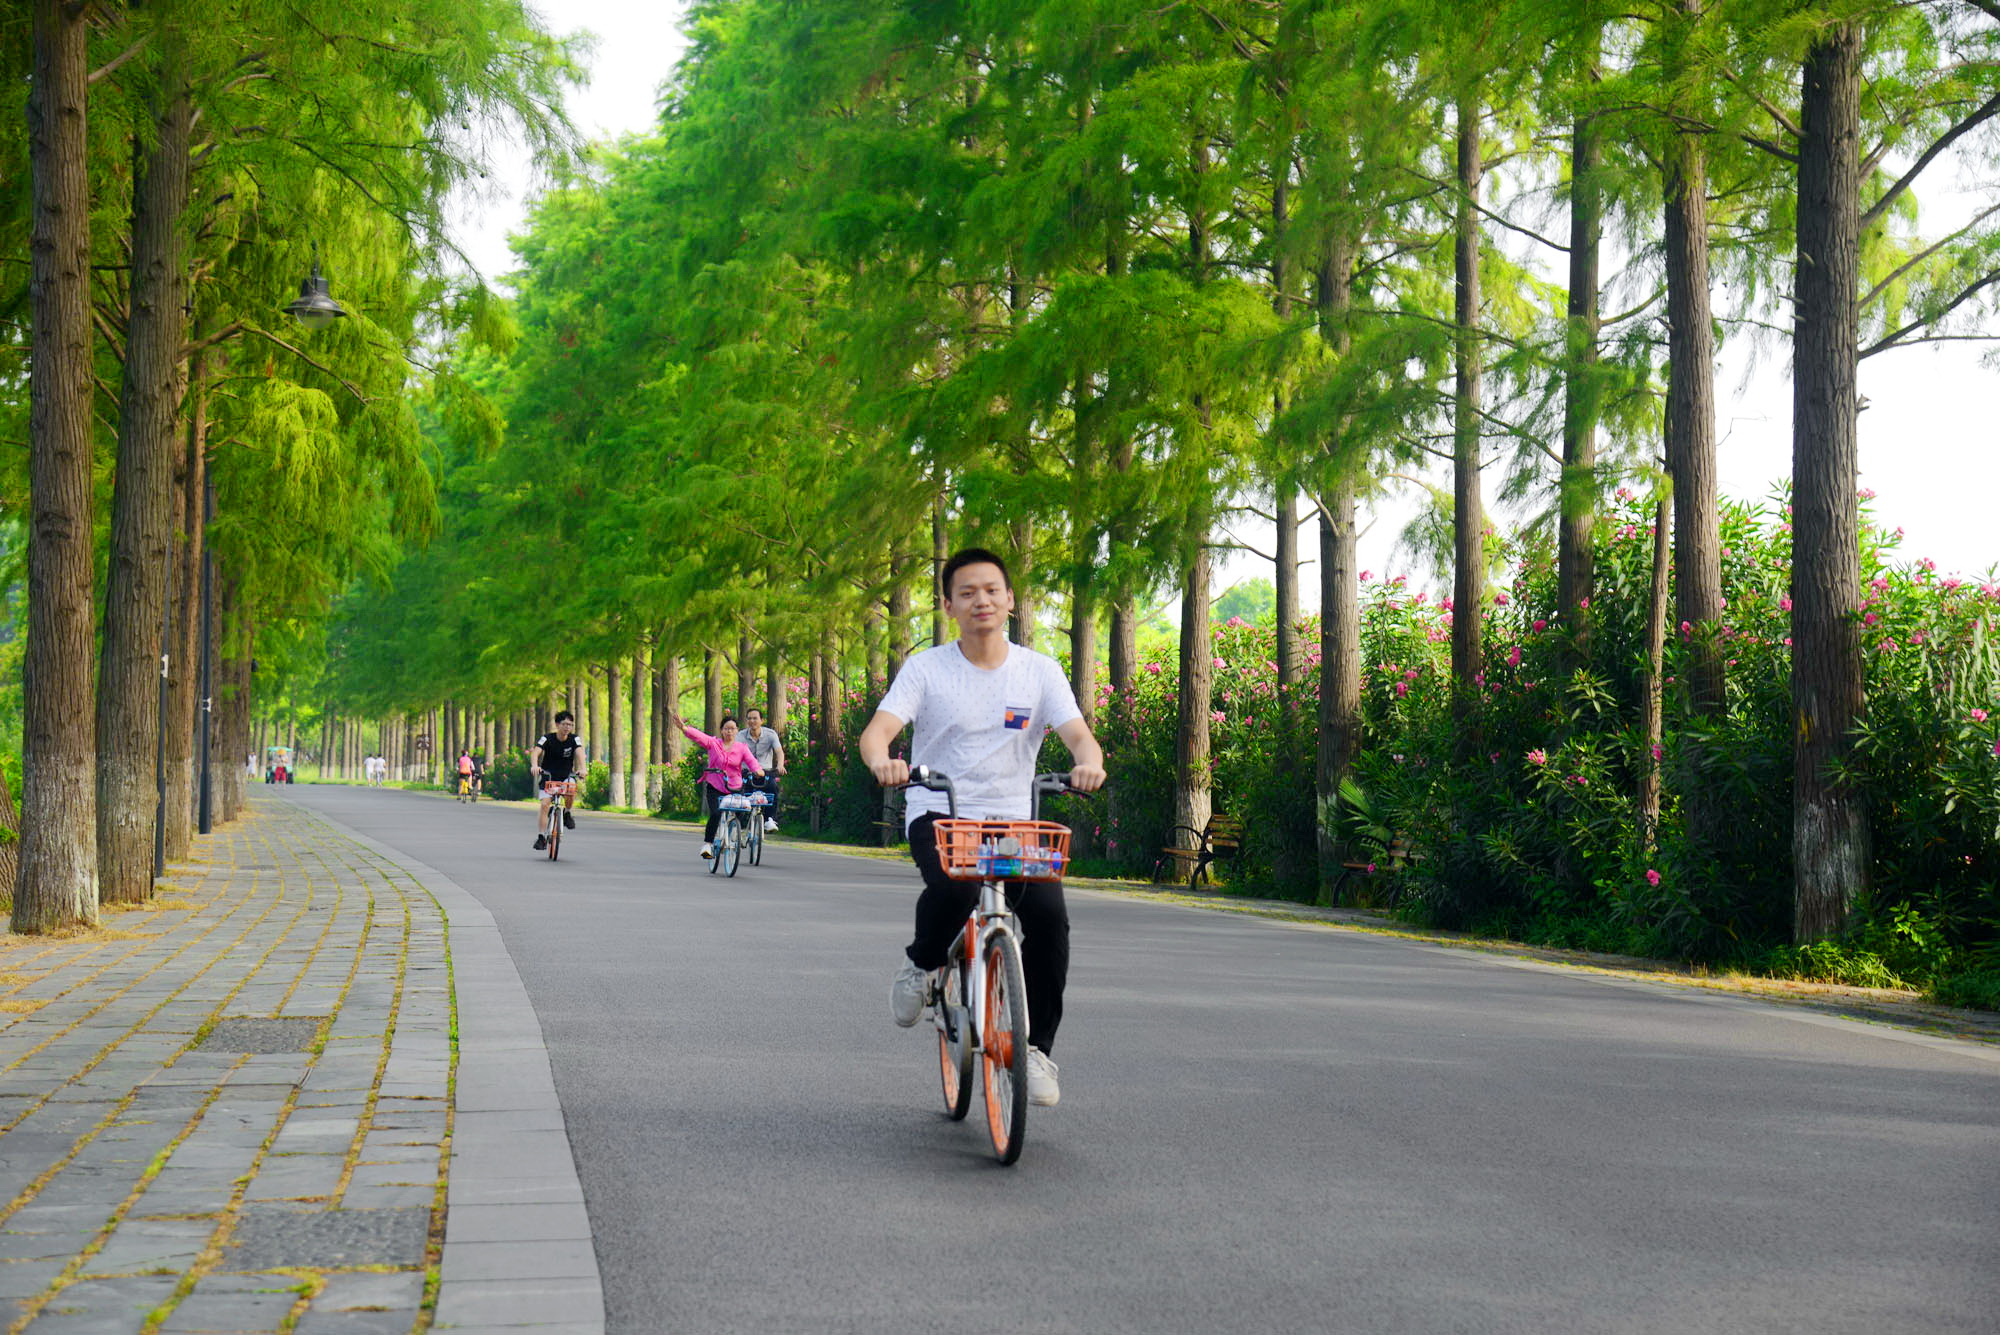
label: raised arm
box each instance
[858,709,910,787]
[1055,718,1107,793]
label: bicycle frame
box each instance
[940,877,1022,1056]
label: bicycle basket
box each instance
[932,819,1071,882]
[717,792,756,812]
[747,790,774,807]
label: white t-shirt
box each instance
[877,640,1083,828]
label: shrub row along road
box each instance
[287,785,1998,1334]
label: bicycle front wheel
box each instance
[547,818,561,861]
[936,956,973,1121]
[719,814,741,877]
[981,933,1029,1164]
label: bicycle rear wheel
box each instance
[749,818,763,866]
[981,932,1029,1164]
[719,814,741,877]
[936,956,973,1121]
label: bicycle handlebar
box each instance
[902,767,1088,822]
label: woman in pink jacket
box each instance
[672,710,766,859]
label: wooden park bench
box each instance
[1153,814,1244,890]
[1332,834,1417,904]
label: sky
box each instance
[453,1,2000,610]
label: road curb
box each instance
[299,805,607,1334]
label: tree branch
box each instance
[245,325,371,404]
[1863,87,2000,229]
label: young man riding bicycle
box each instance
[858,547,1106,1108]
[530,712,584,851]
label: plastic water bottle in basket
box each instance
[941,819,1070,881]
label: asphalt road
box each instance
[288,784,2000,1334]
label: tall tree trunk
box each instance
[1314,219,1362,892]
[1559,94,1603,647]
[0,764,19,901]
[703,649,722,733]
[1173,543,1214,871]
[164,354,207,860]
[1070,557,1097,728]
[1010,518,1035,650]
[1317,484,1362,887]
[736,631,754,716]
[767,657,785,733]
[1273,176,1302,703]
[17,0,99,931]
[931,490,949,647]
[887,551,912,684]
[818,627,842,748]
[661,656,683,762]
[1664,128,1725,715]
[607,660,623,808]
[1793,21,1869,941]
[1451,93,1487,722]
[864,603,886,696]
[1639,485,1672,847]
[630,642,648,808]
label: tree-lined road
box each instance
[290,785,1999,1334]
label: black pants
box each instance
[703,786,729,843]
[904,813,1069,1055]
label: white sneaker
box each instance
[1026,1049,1060,1107]
[699,842,713,859]
[890,960,930,1028]
[764,817,778,831]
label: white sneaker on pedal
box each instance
[699,842,713,859]
[1026,1049,1060,1107]
[890,960,930,1028]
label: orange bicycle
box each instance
[904,768,1076,1165]
[539,778,577,860]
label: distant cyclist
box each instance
[858,546,1105,1108]
[670,709,766,860]
[530,712,584,852]
[456,749,475,799]
[739,707,786,831]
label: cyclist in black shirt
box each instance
[530,711,585,852]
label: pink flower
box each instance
[1993,739,2000,759]
[1645,869,1662,887]
[1226,616,1246,628]
[1784,637,1793,647]
[1395,682,1409,698]
[1863,612,1877,626]
[1532,619,1547,632]
[1145,662,1162,675]
[1780,596,1793,612]
[1526,749,1548,766]
[1871,577,1889,592]
[1651,744,1663,761]
[1211,710,1225,724]
[1909,631,1925,645]
[1859,487,1877,500]
[1213,657,1225,669]
[1360,570,1374,582]
[1971,708,1988,723]
[1579,598,1590,610]
[1494,591,1510,606]
[1507,646,1522,668]
[1367,863,1377,874]
[1680,621,1692,634]
[1571,774,1586,787]
[1404,668,1419,680]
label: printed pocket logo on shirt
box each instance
[1003,705,1032,731]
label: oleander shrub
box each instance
[483,753,534,802]
[580,761,611,810]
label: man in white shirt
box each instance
[859,547,1106,1108]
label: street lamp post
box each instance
[196,248,345,837]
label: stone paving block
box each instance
[293,1306,417,1335]
[440,1238,596,1285]
[226,1206,428,1270]
[158,1272,308,1333]
[307,1268,424,1313]
[0,1230,102,1264]
[0,1257,66,1299]
[242,1154,346,1203]
[339,1184,434,1211]
[433,1278,602,1329]
[79,1217,215,1276]
[441,1201,592,1245]
[26,1273,181,1328]
[347,1162,434,1191]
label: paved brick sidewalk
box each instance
[0,798,599,1334]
